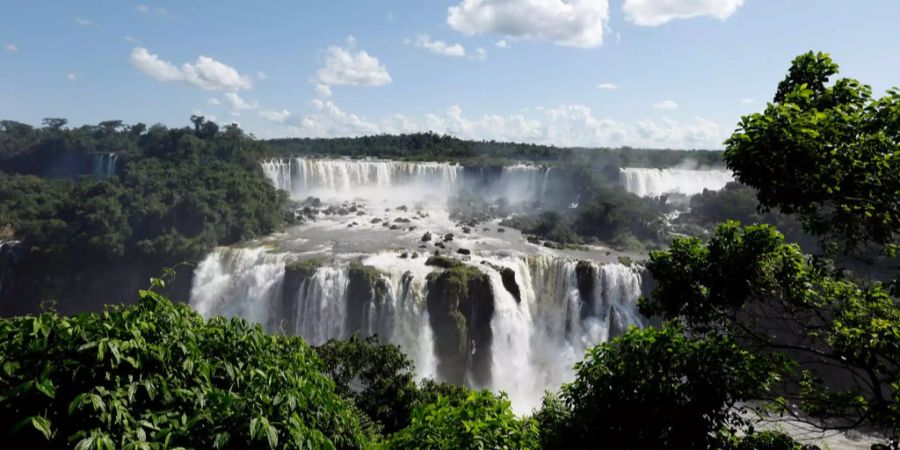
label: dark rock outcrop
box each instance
[425,264,494,387]
[276,259,321,332]
[499,267,521,304]
[575,260,596,320]
[345,262,388,338]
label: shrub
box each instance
[0,289,368,449]
[382,390,539,449]
[541,324,788,449]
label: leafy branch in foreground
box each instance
[537,323,790,449]
[0,291,367,449]
[642,222,899,435]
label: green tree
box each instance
[0,289,368,449]
[382,390,539,450]
[537,324,788,449]
[642,222,900,434]
[314,335,420,435]
[725,51,900,258]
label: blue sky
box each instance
[1,0,898,149]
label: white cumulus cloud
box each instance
[623,0,744,26]
[411,34,467,57]
[257,71,268,80]
[495,40,509,48]
[208,97,221,106]
[315,84,333,98]
[315,37,391,86]
[223,92,257,116]
[67,73,77,81]
[597,83,618,90]
[259,109,292,124]
[3,44,18,52]
[291,100,381,137]
[653,100,679,110]
[447,0,610,48]
[130,47,253,91]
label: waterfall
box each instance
[190,250,643,413]
[495,164,553,204]
[190,250,440,377]
[619,167,732,197]
[190,247,287,328]
[478,256,643,412]
[294,267,349,345]
[260,158,462,202]
[93,153,119,178]
[259,158,559,205]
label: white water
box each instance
[261,158,462,203]
[477,256,643,410]
[260,157,556,205]
[190,157,644,413]
[620,167,732,197]
[93,153,118,178]
[294,267,349,345]
[191,248,643,413]
[495,164,552,204]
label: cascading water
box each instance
[190,156,646,413]
[190,249,643,413]
[478,256,643,410]
[619,167,733,197]
[260,157,560,206]
[93,153,119,178]
[494,164,553,204]
[260,158,462,202]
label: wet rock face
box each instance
[425,265,495,387]
[345,262,384,337]
[277,259,321,332]
[608,305,628,340]
[499,267,521,304]
[575,260,596,320]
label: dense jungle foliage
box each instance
[0,116,287,262]
[0,116,289,313]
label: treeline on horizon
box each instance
[1,116,726,169]
[265,132,726,167]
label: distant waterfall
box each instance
[260,158,462,201]
[259,158,558,205]
[619,167,732,197]
[93,153,119,178]
[190,249,643,412]
[495,164,552,204]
